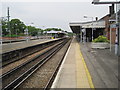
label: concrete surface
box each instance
[80,42,118,88]
[2,39,57,54]
[51,38,94,88]
[52,38,118,89]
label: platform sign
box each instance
[110,24,117,28]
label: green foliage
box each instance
[92,36,109,43]
[5,34,22,37]
[2,18,26,36]
[44,28,63,31]
[10,19,26,34]
[2,18,64,37]
[27,26,42,36]
[67,32,74,36]
[2,19,9,36]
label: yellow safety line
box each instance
[78,43,95,89]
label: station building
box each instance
[69,4,120,44]
[69,20,105,42]
[69,4,120,57]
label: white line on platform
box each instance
[51,39,72,88]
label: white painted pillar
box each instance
[110,27,112,52]
[115,2,118,55]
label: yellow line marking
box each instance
[75,40,95,89]
[78,43,95,89]
[76,43,90,88]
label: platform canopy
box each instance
[45,30,67,34]
[69,20,105,34]
[69,26,81,34]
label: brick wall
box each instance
[102,15,111,41]
[111,28,116,44]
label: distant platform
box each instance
[2,39,58,54]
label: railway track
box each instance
[1,38,64,67]
[1,39,65,75]
[44,39,71,89]
[1,38,71,89]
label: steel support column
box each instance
[118,10,120,57]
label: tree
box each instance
[2,18,9,36]
[9,19,26,35]
[27,26,42,36]
[44,28,63,31]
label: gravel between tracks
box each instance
[2,41,65,89]
[1,42,62,75]
[18,40,71,88]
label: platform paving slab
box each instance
[51,38,94,88]
[80,42,118,88]
[2,39,57,53]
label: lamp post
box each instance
[35,26,40,39]
[84,16,94,41]
[24,28,29,42]
[0,18,2,45]
[15,23,17,39]
[92,0,120,55]
[7,7,11,43]
[25,22,34,41]
[42,26,47,39]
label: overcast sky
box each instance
[2,0,116,32]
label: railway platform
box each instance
[51,38,94,88]
[1,37,118,89]
[2,39,58,53]
[51,38,118,88]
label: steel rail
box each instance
[1,40,65,78]
[1,38,70,90]
[1,38,64,67]
[15,39,70,89]
[44,39,72,90]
